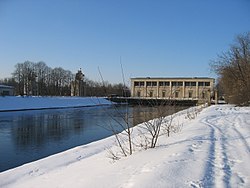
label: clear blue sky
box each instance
[0,0,250,84]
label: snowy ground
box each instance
[0,104,249,188]
[0,96,112,111]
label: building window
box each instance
[185,82,196,86]
[2,91,10,95]
[137,91,141,97]
[175,91,179,98]
[159,81,170,86]
[172,82,183,86]
[205,82,210,86]
[134,81,144,87]
[199,82,211,87]
[146,81,157,87]
[188,91,193,98]
[162,90,166,98]
[198,82,203,86]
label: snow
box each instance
[0,105,250,187]
[0,96,112,111]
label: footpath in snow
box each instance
[0,96,112,112]
[0,105,250,188]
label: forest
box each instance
[0,61,129,97]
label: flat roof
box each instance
[131,77,214,80]
[0,85,14,89]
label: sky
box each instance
[0,0,250,84]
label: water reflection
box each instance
[0,105,186,172]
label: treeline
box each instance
[0,61,129,97]
[211,32,250,105]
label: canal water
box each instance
[0,105,186,172]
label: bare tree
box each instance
[12,61,36,95]
[210,32,250,105]
[12,61,74,96]
[10,60,129,97]
[138,103,165,148]
[12,63,25,95]
[137,99,179,149]
[98,65,134,157]
[34,61,49,96]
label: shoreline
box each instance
[0,105,250,187]
[0,103,112,112]
[0,96,113,112]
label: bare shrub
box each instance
[185,108,197,120]
[105,147,121,162]
[136,99,183,148]
[162,114,175,137]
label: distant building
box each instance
[71,69,85,96]
[131,77,215,104]
[0,85,14,96]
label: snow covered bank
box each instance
[0,96,112,111]
[0,105,250,187]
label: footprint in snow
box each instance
[170,152,180,157]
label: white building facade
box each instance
[131,77,215,103]
[0,85,14,96]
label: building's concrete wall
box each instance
[131,77,214,103]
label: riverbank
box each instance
[1,104,249,187]
[0,96,113,112]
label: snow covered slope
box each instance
[0,105,249,187]
[0,96,112,111]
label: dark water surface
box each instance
[0,105,185,172]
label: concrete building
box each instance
[0,85,14,96]
[131,77,215,104]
